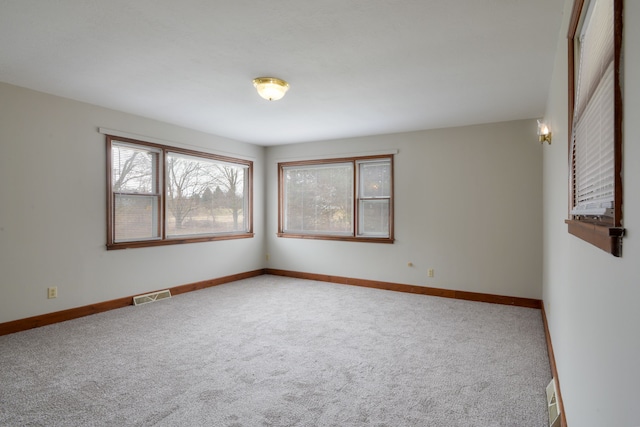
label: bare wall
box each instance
[0,83,266,323]
[265,120,543,299]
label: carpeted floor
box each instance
[0,275,551,426]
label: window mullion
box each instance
[159,148,166,241]
[352,160,358,237]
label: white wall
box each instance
[0,83,265,323]
[542,1,640,425]
[265,120,543,299]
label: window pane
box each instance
[358,199,389,237]
[571,0,617,219]
[166,153,248,237]
[114,195,160,242]
[574,0,614,119]
[284,163,353,234]
[571,61,615,216]
[112,144,158,194]
[359,160,391,198]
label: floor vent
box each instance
[546,378,561,427]
[133,290,171,306]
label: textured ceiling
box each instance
[0,0,564,146]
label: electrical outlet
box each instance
[427,269,434,278]
[47,286,58,299]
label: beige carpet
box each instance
[0,275,551,426]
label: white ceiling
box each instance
[0,0,564,146]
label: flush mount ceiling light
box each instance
[253,77,289,101]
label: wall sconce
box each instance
[537,120,552,144]
[253,77,289,101]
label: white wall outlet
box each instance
[428,268,434,278]
[47,286,58,299]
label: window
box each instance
[278,155,393,243]
[566,0,624,256]
[107,136,253,249]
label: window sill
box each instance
[107,232,254,250]
[277,233,394,244]
[565,219,624,257]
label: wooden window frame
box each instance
[106,135,253,250]
[278,155,394,244]
[566,0,624,257]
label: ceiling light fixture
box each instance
[253,77,289,101]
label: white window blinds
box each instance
[571,0,615,217]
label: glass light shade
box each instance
[253,77,289,101]
[537,119,552,144]
[537,119,550,136]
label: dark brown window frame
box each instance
[566,0,624,257]
[278,155,394,244]
[106,135,253,250]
